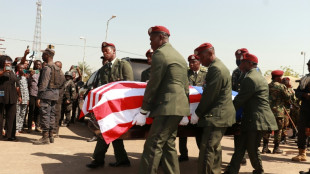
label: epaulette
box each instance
[200,66,208,72]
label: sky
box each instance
[0,0,309,76]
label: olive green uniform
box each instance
[139,43,190,174]
[179,67,207,159]
[195,58,235,174]
[92,58,133,165]
[226,68,278,174]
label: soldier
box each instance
[224,53,278,174]
[178,54,207,162]
[54,61,65,138]
[292,59,310,162]
[132,26,190,174]
[281,77,296,144]
[61,71,76,127]
[33,48,60,145]
[231,48,249,166]
[262,70,292,154]
[86,42,133,169]
[232,48,248,92]
[192,43,235,174]
[141,49,153,82]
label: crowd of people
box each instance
[0,25,310,174]
[0,47,83,143]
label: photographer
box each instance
[70,65,81,123]
[0,55,21,141]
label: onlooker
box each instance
[0,55,21,141]
[15,64,29,134]
[70,67,82,123]
[54,61,65,137]
[61,71,76,127]
[27,60,42,133]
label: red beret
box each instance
[194,43,213,55]
[271,70,284,77]
[188,54,200,62]
[102,42,115,48]
[241,53,258,64]
[148,26,170,36]
[235,48,249,55]
[145,49,153,57]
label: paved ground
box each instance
[0,122,309,174]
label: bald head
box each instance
[55,61,62,69]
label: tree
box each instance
[264,66,299,78]
[78,61,92,82]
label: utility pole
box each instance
[32,0,42,60]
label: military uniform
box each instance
[231,67,245,92]
[263,81,292,147]
[141,67,150,82]
[195,58,235,174]
[91,57,133,166]
[54,70,65,136]
[178,66,207,160]
[138,42,190,174]
[62,79,77,125]
[227,67,278,174]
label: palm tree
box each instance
[78,61,92,82]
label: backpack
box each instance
[47,63,62,89]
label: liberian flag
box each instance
[80,81,238,144]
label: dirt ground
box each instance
[0,122,309,174]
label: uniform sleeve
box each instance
[281,85,293,101]
[141,51,167,111]
[195,66,222,117]
[122,61,134,81]
[233,77,256,110]
[71,82,77,100]
[38,67,51,99]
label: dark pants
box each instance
[39,99,56,132]
[297,108,310,149]
[227,131,264,174]
[139,116,182,174]
[198,126,227,174]
[28,96,40,130]
[54,98,62,134]
[62,103,72,124]
[93,138,129,163]
[179,126,202,157]
[0,103,16,139]
[71,99,79,123]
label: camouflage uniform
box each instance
[264,81,292,145]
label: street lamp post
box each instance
[80,37,86,82]
[301,51,306,76]
[105,15,116,42]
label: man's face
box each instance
[146,53,153,65]
[198,51,212,67]
[24,60,29,68]
[18,64,24,75]
[102,46,115,61]
[150,33,162,51]
[239,60,249,73]
[65,75,71,81]
[189,60,200,71]
[34,61,42,70]
[308,64,310,73]
[42,53,48,62]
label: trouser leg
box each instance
[6,104,16,139]
[93,137,109,163]
[139,116,182,174]
[297,115,308,149]
[0,104,4,138]
[112,139,129,162]
[274,117,284,144]
[198,126,226,174]
[179,137,188,157]
[246,131,264,174]
[28,96,36,130]
[227,132,247,174]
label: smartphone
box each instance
[72,65,77,69]
[23,69,30,74]
[27,45,29,49]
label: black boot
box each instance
[280,136,287,144]
[273,143,283,154]
[262,139,271,154]
[49,130,54,143]
[33,131,49,145]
